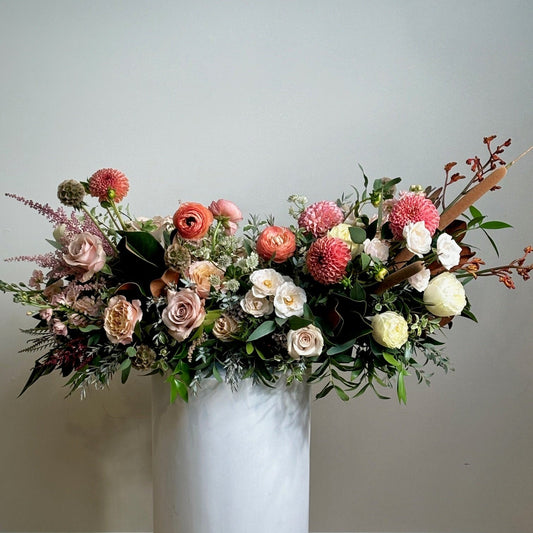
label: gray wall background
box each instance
[0,1,532,532]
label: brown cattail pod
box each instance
[374,260,425,295]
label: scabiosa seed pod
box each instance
[132,345,157,370]
[164,243,192,273]
[57,179,86,208]
[306,237,351,285]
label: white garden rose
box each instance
[403,221,432,258]
[327,223,363,257]
[240,290,274,317]
[287,325,324,358]
[408,267,431,292]
[363,237,390,264]
[371,311,409,349]
[436,233,462,270]
[273,281,307,318]
[249,268,285,297]
[423,272,466,317]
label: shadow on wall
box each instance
[0,313,153,532]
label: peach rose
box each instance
[173,202,214,240]
[63,232,107,282]
[256,226,296,263]
[103,295,143,345]
[187,261,225,298]
[162,289,206,341]
[209,199,243,235]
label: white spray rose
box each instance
[240,290,274,317]
[371,311,409,349]
[436,233,462,270]
[403,221,432,258]
[423,272,466,317]
[249,268,286,297]
[273,281,307,319]
[408,267,431,292]
[363,238,390,264]
[287,325,324,358]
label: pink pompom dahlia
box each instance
[306,237,351,285]
[298,201,344,237]
[388,193,440,240]
[88,168,130,203]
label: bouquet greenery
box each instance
[1,136,531,403]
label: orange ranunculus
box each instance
[256,226,296,263]
[173,202,214,240]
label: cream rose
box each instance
[287,325,324,358]
[63,232,107,282]
[403,221,432,258]
[162,289,206,341]
[212,314,240,342]
[436,233,462,270]
[249,268,286,298]
[187,261,225,298]
[371,311,409,349]
[327,223,363,257]
[363,237,390,264]
[240,290,274,317]
[423,272,466,317]
[103,295,143,345]
[273,281,307,319]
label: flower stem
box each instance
[81,205,119,254]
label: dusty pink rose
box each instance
[52,319,68,336]
[187,261,225,298]
[63,232,107,282]
[162,289,206,341]
[209,199,243,235]
[103,295,143,345]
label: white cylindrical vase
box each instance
[152,375,311,533]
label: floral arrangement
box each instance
[1,137,531,403]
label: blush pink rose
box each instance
[162,289,206,341]
[63,232,107,282]
[103,295,143,345]
[209,199,243,235]
[256,226,296,263]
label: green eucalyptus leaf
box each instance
[348,226,366,244]
[247,320,276,342]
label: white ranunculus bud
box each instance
[423,272,466,317]
[436,233,462,270]
[371,311,409,349]
[287,324,324,358]
[403,221,432,258]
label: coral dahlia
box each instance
[88,168,130,203]
[298,201,344,237]
[388,192,440,240]
[306,237,351,285]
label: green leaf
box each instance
[78,324,101,333]
[335,386,350,401]
[212,365,223,383]
[327,338,356,356]
[348,226,366,244]
[120,358,132,384]
[350,282,366,302]
[315,383,334,399]
[247,320,276,342]
[479,221,512,230]
[288,316,314,330]
[481,228,500,257]
[245,342,254,355]
[360,253,371,270]
[169,377,188,403]
[397,371,407,404]
[126,346,137,358]
[383,351,401,369]
[469,205,483,219]
[120,231,165,268]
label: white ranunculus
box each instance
[436,233,462,270]
[239,290,274,317]
[371,311,409,349]
[287,325,324,358]
[408,267,431,292]
[403,221,432,258]
[249,268,286,298]
[273,281,307,319]
[423,272,466,317]
[363,237,390,264]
